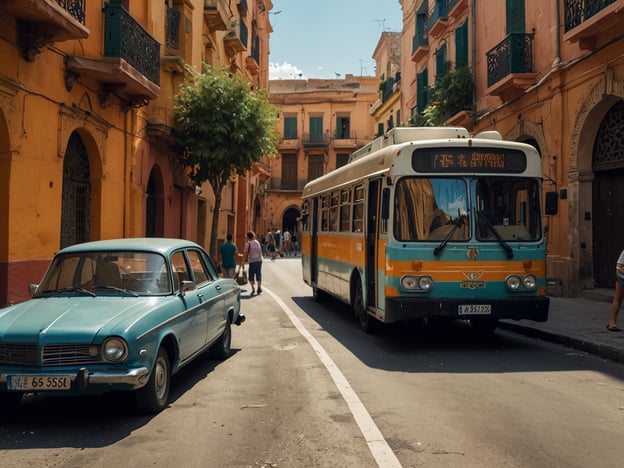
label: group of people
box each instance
[260,228,297,259]
[218,229,296,296]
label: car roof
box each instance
[57,238,203,256]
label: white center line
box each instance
[263,287,403,468]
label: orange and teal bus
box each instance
[300,127,555,333]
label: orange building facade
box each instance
[397,0,624,296]
[0,0,273,307]
[267,76,379,242]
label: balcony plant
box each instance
[416,65,474,126]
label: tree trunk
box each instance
[209,181,225,260]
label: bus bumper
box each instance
[384,296,549,323]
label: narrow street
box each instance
[1,257,623,467]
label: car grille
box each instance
[0,344,102,366]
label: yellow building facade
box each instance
[398,0,624,296]
[267,75,378,241]
[370,32,402,135]
[0,0,272,306]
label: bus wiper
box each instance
[476,209,514,259]
[433,211,465,256]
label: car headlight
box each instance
[400,275,433,292]
[102,337,128,362]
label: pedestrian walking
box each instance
[267,228,276,260]
[607,248,624,331]
[243,231,263,295]
[275,228,281,256]
[283,229,292,255]
[218,233,238,279]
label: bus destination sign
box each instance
[412,148,527,173]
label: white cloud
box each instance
[269,62,305,80]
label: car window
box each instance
[171,251,188,291]
[187,249,210,285]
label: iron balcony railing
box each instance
[103,3,160,86]
[57,0,86,24]
[486,33,534,88]
[427,0,448,31]
[564,0,616,31]
[269,177,308,191]
[166,7,180,50]
[303,133,330,147]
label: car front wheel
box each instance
[136,347,171,414]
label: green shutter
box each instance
[435,43,447,78]
[417,68,428,112]
[506,0,525,34]
[284,117,297,139]
[455,22,468,68]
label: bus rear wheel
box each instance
[353,280,378,333]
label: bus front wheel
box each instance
[352,280,378,333]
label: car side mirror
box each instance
[29,283,38,296]
[180,280,196,295]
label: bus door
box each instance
[310,196,320,287]
[366,179,381,309]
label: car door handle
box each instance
[197,293,204,299]
[215,285,222,291]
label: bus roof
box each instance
[302,127,543,199]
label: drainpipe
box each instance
[471,0,476,119]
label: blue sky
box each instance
[268,0,403,80]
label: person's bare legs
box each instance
[608,280,623,329]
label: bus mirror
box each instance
[381,188,390,220]
[545,191,558,215]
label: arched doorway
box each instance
[146,166,165,237]
[282,206,301,249]
[60,131,90,249]
[592,100,624,286]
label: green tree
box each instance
[174,64,279,258]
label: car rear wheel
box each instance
[211,317,232,359]
[136,347,171,414]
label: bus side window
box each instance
[352,185,364,232]
[330,191,339,231]
[321,195,329,231]
[340,188,351,231]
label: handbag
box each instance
[236,266,248,285]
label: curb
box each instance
[498,321,624,365]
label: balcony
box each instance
[269,177,307,191]
[0,0,89,61]
[203,0,231,31]
[486,33,536,100]
[564,0,624,50]
[332,132,359,149]
[65,3,160,108]
[447,0,469,19]
[245,34,260,75]
[278,137,301,150]
[427,0,448,38]
[303,133,330,148]
[224,19,248,56]
[411,33,429,63]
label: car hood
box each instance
[0,296,170,344]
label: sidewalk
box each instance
[499,289,624,364]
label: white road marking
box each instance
[263,287,403,468]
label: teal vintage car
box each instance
[0,238,244,415]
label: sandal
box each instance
[606,325,621,332]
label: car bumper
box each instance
[0,366,150,392]
[384,296,550,323]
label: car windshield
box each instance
[36,251,171,296]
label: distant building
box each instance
[370,32,402,136]
[267,75,378,238]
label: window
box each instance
[377,122,384,137]
[284,116,297,139]
[435,43,447,78]
[340,188,351,231]
[281,153,297,189]
[308,154,324,181]
[417,68,428,112]
[455,22,468,67]
[329,191,339,232]
[352,185,364,232]
[336,116,350,138]
[309,116,323,143]
[187,249,210,284]
[394,177,469,242]
[506,0,526,34]
[336,153,349,168]
[321,195,329,231]
[301,200,309,232]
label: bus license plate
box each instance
[8,375,72,391]
[458,304,491,315]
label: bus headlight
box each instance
[505,275,537,291]
[400,275,433,292]
[523,275,537,289]
[102,337,128,362]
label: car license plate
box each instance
[7,375,72,391]
[458,304,491,315]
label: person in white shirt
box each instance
[243,231,264,295]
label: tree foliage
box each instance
[173,64,279,256]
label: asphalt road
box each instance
[1,257,623,467]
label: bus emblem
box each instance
[466,247,478,260]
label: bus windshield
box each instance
[394,177,469,242]
[393,176,541,242]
